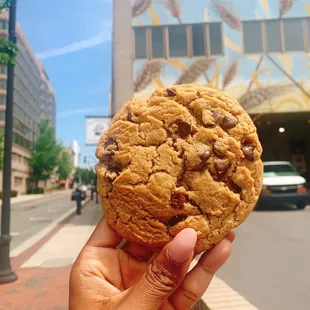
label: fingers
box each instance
[122,228,197,310]
[169,234,234,310]
[121,241,154,262]
[86,217,122,248]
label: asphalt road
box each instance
[217,205,310,310]
[10,194,77,251]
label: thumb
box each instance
[123,228,197,310]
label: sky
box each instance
[17,0,113,162]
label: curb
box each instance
[11,198,91,269]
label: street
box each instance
[10,193,76,251]
[217,206,310,310]
[4,193,310,310]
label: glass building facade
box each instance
[0,12,56,193]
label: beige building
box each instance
[0,11,56,194]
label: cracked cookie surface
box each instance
[96,85,263,253]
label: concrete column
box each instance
[111,0,134,115]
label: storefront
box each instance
[112,0,310,177]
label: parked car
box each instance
[258,161,309,209]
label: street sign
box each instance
[85,116,112,145]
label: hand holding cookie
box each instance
[69,217,235,310]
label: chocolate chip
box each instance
[104,138,118,149]
[215,162,231,177]
[170,192,189,209]
[105,164,122,180]
[230,182,242,194]
[197,150,211,171]
[127,109,132,122]
[213,145,226,159]
[104,138,118,155]
[200,150,211,162]
[167,88,176,96]
[168,215,187,226]
[177,121,191,138]
[242,145,255,162]
[212,112,219,123]
[221,116,238,130]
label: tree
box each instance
[0,1,18,66]
[57,151,72,181]
[30,120,61,188]
[74,167,96,185]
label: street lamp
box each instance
[0,0,18,284]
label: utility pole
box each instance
[0,0,18,284]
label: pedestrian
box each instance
[69,218,235,309]
[74,186,83,215]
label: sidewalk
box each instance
[0,200,258,310]
[0,199,102,310]
[9,189,72,206]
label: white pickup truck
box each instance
[258,161,309,209]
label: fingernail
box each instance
[167,228,197,264]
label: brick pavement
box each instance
[0,199,257,310]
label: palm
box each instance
[80,245,176,308]
[70,218,234,310]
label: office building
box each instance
[112,0,310,179]
[0,10,56,194]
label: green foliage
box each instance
[27,187,44,195]
[0,1,19,66]
[30,120,61,186]
[74,167,96,185]
[0,38,18,66]
[0,190,17,198]
[0,0,13,10]
[58,151,72,180]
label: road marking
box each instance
[11,207,76,257]
[189,260,259,310]
[11,232,20,236]
[29,216,48,221]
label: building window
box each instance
[209,23,223,55]
[0,66,7,75]
[0,111,5,121]
[265,20,282,53]
[0,80,6,89]
[134,22,223,60]
[0,95,5,105]
[134,27,147,59]
[168,25,187,57]
[151,27,164,58]
[283,18,304,51]
[192,23,205,56]
[243,21,263,53]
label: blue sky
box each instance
[17,0,113,161]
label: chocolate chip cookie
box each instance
[96,85,263,253]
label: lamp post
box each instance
[0,0,18,284]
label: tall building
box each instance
[0,11,56,194]
[112,0,310,179]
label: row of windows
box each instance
[243,17,310,53]
[0,66,7,75]
[12,153,30,165]
[0,79,6,90]
[15,78,41,117]
[0,20,8,30]
[14,102,39,135]
[134,22,223,59]
[0,111,4,121]
[15,66,41,111]
[14,118,35,140]
[13,132,33,150]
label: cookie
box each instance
[96,85,263,253]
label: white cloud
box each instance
[57,108,107,118]
[36,20,112,60]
